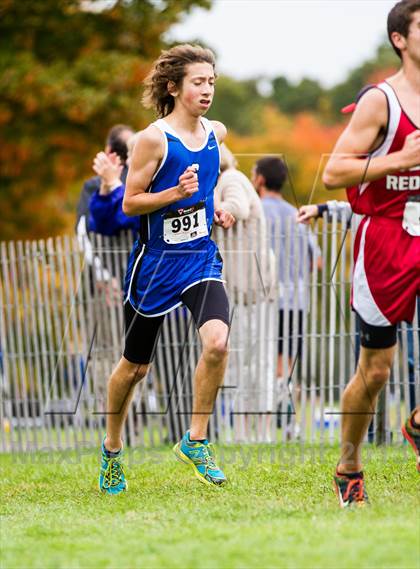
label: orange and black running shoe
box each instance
[333,471,369,508]
[402,413,420,473]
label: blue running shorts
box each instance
[124,239,224,317]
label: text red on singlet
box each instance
[346,81,420,219]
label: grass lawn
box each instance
[1,443,419,569]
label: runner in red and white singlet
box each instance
[322,0,420,507]
[347,81,420,327]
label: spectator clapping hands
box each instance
[93,151,123,195]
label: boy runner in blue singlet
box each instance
[99,44,235,494]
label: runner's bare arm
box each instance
[323,89,420,189]
[212,121,227,209]
[123,126,198,215]
[210,120,234,228]
[211,120,227,145]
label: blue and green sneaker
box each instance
[173,431,227,486]
[99,439,127,495]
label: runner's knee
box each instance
[117,358,149,386]
[367,363,391,385]
[360,358,392,386]
[203,335,229,363]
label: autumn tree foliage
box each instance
[0,0,210,240]
[0,0,399,241]
[226,107,345,208]
[212,41,399,208]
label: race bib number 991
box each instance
[163,202,209,244]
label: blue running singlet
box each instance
[124,117,224,317]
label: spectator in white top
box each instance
[214,144,276,441]
[215,144,275,303]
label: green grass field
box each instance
[1,443,419,569]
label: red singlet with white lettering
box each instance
[347,81,420,327]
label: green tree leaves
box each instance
[0,0,210,240]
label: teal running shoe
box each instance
[173,431,227,486]
[99,439,127,495]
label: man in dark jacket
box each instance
[75,124,134,284]
[76,124,134,233]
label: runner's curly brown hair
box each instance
[142,44,216,118]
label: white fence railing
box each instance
[1,215,418,452]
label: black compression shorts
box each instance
[123,280,230,364]
[356,313,397,350]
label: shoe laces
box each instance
[204,451,217,470]
[343,478,366,503]
[103,456,125,489]
[190,443,217,469]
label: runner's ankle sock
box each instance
[187,431,206,444]
[104,446,122,458]
[336,469,363,479]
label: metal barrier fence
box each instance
[1,215,418,452]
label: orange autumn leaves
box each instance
[228,106,346,207]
